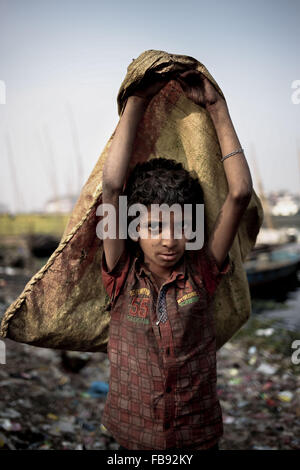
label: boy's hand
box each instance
[176,70,226,112]
[131,74,173,103]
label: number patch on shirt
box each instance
[127,288,150,324]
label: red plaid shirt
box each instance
[101,242,233,450]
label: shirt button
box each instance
[166,386,172,393]
[166,347,170,355]
[164,422,170,430]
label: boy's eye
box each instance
[148,222,188,233]
[149,222,161,231]
[177,222,189,230]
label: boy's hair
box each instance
[125,157,204,208]
[123,158,204,254]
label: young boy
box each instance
[100,71,253,450]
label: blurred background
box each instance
[0,0,299,451]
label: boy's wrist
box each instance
[127,95,150,107]
[207,100,230,125]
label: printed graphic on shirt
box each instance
[127,287,150,324]
[177,280,199,307]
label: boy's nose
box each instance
[161,231,178,249]
[162,242,178,252]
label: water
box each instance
[251,281,300,332]
[249,251,300,332]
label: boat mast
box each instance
[297,143,300,193]
[66,102,84,196]
[250,143,274,229]
[6,133,24,214]
[42,125,61,213]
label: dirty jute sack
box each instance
[0,49,264,352]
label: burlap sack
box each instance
[0,50,264,352]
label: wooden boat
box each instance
[244,145,300,288]
[244,242,300,287]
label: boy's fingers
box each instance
[176,78,188,93]
[159,71,177,80]
[178,75,199,89]
[179,69,201,78]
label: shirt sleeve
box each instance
[101,246,131,302]
[194,242,235,298]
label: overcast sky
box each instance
[1,0,300,213]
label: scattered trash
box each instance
[248,356,257,365]
[223,416,235,424]
[256,363,277,375]
[256,328,275,337]
[80,392,92,399]
[0,267,299,450]
[0,419,22,431]
[262,381,273,391]
[252,445,277,450]
[0,433,6,448]
[38,441,52,450]
[265,398,277,407]
[100,423,111,435]
[237,400,249,408]
[277,391,293,403]
[248,346,257,355]
[1,408,21,419]
[47,413,58,421]
[229,377,242,385]
[86,381,109,398]
[58,376,69,386]
[75,443,84,450]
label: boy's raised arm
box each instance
[102,78,169,272]
[206,99,253,270]
[102,97,148,272]
[208,101,253,199]
[102,97,149,193]
[177,71,253,271]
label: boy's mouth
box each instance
[158,252,177,261]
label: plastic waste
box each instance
[256,328,275,337]
[256,363,277,375]
[277,391,293,403]
[86,381,109,398]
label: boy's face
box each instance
[135,208,189,275]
